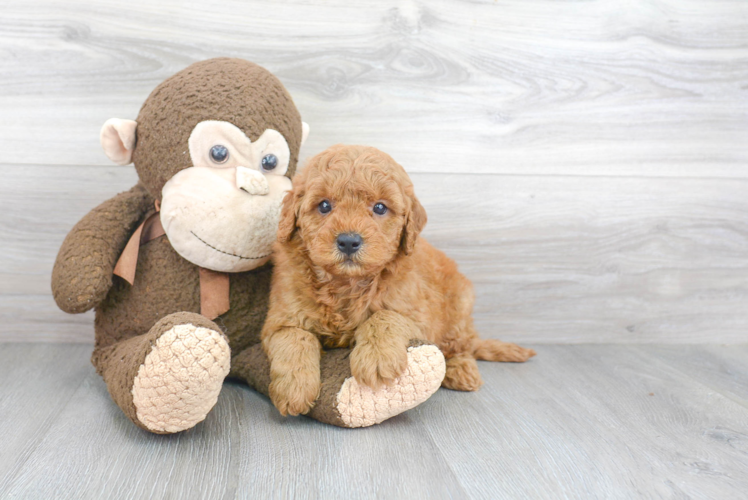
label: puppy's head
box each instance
[278,145,427,277]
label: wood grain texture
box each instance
[646,344,748,406]
[0,344,91,492]
[2,343,748,499]
[3,165,747,343]
[1,0,748,343]
[0,0,746,177]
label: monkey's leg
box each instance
[230,339,446,428]
[92,312,230,434]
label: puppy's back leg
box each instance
[473,338,536,362]
[442,354,483,391]
[444,272,535,364]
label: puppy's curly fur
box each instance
[262,145,535,416]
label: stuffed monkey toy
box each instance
[51,58,446,433]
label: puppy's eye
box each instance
[373,202,388,215]
[261,154,278,171]
[210,145,229,164]
[318,200,332,214]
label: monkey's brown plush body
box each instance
[52,59,445,433]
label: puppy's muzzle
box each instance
[337,232,363,256]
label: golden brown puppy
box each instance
[262,145,536,416]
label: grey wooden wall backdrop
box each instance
[1,0,746,343]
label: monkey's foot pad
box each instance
[132,324,230,433]
[336,344,446,428]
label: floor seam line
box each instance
[634,346,748,413]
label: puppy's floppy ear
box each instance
[277,175,305,243]
[400,189,427,255]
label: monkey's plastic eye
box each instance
[373,202,388,215]
[261,154,278,171]
[318,200,332,214]
[210,145,229,164]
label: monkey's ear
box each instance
[100,118,138,165]
[400,190,428,256]
[301,121,310,146]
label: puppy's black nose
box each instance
[337,233,363,256]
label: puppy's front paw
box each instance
[269,370,321,417]
[350,341,408,390]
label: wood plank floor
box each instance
[1,343,747,499]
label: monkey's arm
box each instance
[51,183,154,314]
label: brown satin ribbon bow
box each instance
[113,203,231,320]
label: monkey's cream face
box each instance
[160,120,293,272]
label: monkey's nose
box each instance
[336,233,363,256]
[236,166,269,195]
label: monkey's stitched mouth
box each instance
[190,231,271,260]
